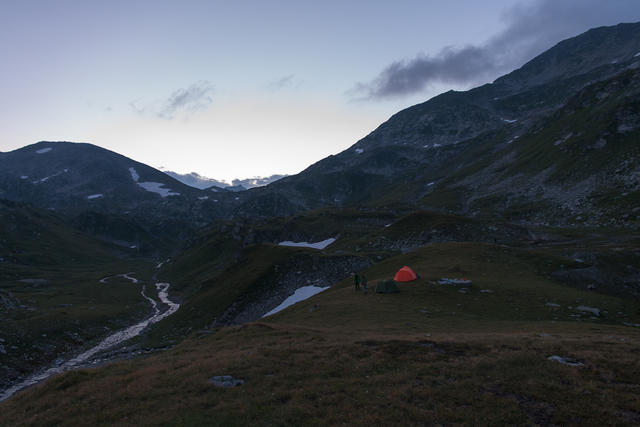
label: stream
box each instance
[0,275,180,402]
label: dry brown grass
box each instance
[1,321,639,426]
[2,242,639,425]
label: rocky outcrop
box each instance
[211,253,373,326]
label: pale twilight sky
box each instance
[1,0,639,182]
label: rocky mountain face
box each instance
[3,25,639,233]
[234,23,640,227]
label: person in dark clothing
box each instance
[354,273,361,290]
[361,275,367,295]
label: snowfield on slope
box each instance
[129,167,180,197]
[262,285,330,317]
[278,238,336,250]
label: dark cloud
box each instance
[130,81,213,119]
[352,0,640,100]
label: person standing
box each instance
[354,273,361,291]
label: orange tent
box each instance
[394,266,418,282]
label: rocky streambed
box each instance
[0,276,180,402]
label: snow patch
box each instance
[20,175,28,179]
[137,182,180,197]
[427,182,435,186]
[33,171,64,184]
[575,305,600,317]
[547,355,583,367]
[198,196,209,200]
[635,52,640,58]
[554,132,573,146]
[384,223,392,228]
[502,118,517,123]
[279,237,336,250]
[129,167,140,182]
[433,143,441,148]
[355,148,364,154]
[35,147,52,154]
[262,286,330,317]
[87,194,103,200]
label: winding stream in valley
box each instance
[0,274,180,402]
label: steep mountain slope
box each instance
[0,141,241,250]
[236,23,640,224]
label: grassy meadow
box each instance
[1,241,638,425]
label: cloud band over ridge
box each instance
[352,0,640,100]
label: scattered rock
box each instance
[623,322,640,328]
[575,306,600,317]
[547,355,584,367]
[210,375,245,388]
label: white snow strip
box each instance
[129,167,140,182]
[547,355,583,367]
[575,305,600,317]
[427,182,435,186]
[198,196,209,200]
[87,194,103,200]
[210,187,218,192]
[502,118,518,123]
[36,147,52,154]
[137,182,180,197]
[156,258,170,269]
[355,148,364,154]
[279,237,336,250]
[433,143,441,148]
[262,286,329,317]
[385,223,392,228]
[506,135,520,145]
[20,175,28,179]
[33,171,64,184]
[635,52,640,58]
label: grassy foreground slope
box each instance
[1,241,638,425]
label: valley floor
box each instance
[1,241,639,425]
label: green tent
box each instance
[376,279,399,293]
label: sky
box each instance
[1,0,639,183]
